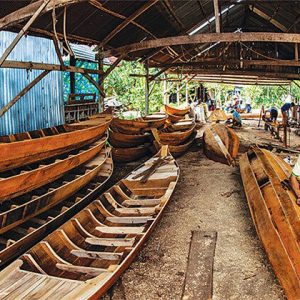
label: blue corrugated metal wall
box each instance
[0,31,64,135]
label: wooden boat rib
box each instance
[164,104,189,116]
[0,142,110,235]
[0,120,111,172]
[112,144,151,163]
[152,129,196,157]
[0,147,113,268]
[157,124,196,146]
[108,129,152,148]
[0,139,106,202]
[111,116,166,135]
[203,124,239,166]
[240,147,300,299]
[0,146,179,299]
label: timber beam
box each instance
[1,60,104,75]
[0,0,87,30]
[104,32,300,57]
[154,59,300,68]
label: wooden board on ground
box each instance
[181,230,217,300]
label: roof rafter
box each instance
[105,32,300,57]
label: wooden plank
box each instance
[181,231,217,300]
[104,32,300,57]
[2,60,104,75]
[96,226,145,235]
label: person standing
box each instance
[281,102,295,126]
[245,98,252,113]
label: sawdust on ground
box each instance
[102,119,294,300]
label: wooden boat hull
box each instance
[111,116,166,134]
[158,124,196,146]
[0,120,110,172]
[108,129,152,148]
[0,148,113,268]
[112,144,150,163]
[0,142,109,235]
[240,148,300,299]
[167,113,184,123]
[0,147,179,299]
[0,139,106,202]
[164,104,189,116]
[170,120,195,131]
[203,124,239,166]
[152,129,196,157]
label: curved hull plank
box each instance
[0,140,106,202]
[158,125,196,146]
[166,113,184,124]
[164,105,189,116]
[112,145,150,163]
[0,120,111,172]
[203,124,239,166]
[111,116,166,135]
[240,148,300,299]
[108,130,152,148]
[0,148,113,268]
[0,146,179,299]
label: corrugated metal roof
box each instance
[0,31,64,135]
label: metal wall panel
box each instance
[0,31,64,135]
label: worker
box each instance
[264,106,278,122]
[290,156,300,205]
[226,109,242,127]
[281,101,295,126]
[245,98,252,113]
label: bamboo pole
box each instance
[0,0,50,67]
[0,70,50,117]
[145,60,149,115]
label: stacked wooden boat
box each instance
[151,122,196,157]
[0,120,112,268]
[240,147,300,299]
[0,146,179,299]
[109,115,167,163]
[164,104,190,123]
[203,123,239,166]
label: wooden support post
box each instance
[0,70,50,117]
[185,80,189,105]
[98,48,105,112]
[163,74,168,104]
[52,37,65,70]
[176,83,180,105]
[295,44,299,61]
[0,0,50,67]
[145,60,150,115]
[70,56,76,95]
[213,0,221,33]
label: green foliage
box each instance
[104,60,163,115]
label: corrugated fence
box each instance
[0,31,64,135]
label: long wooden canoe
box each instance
[152,128,196,157]
[240,147,300,299]
[0,139,106,202]
[0,120,110,172]
[203,124,239,166]
[112,144,151,163]
[0,147,113,268]
[164,104,189,116]
[157,124,196,146]
[111,116,166,134]
[108,129,152,148]
[0,141,108,235]
[0,146,179,299]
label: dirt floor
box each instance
[101,119,298,300]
